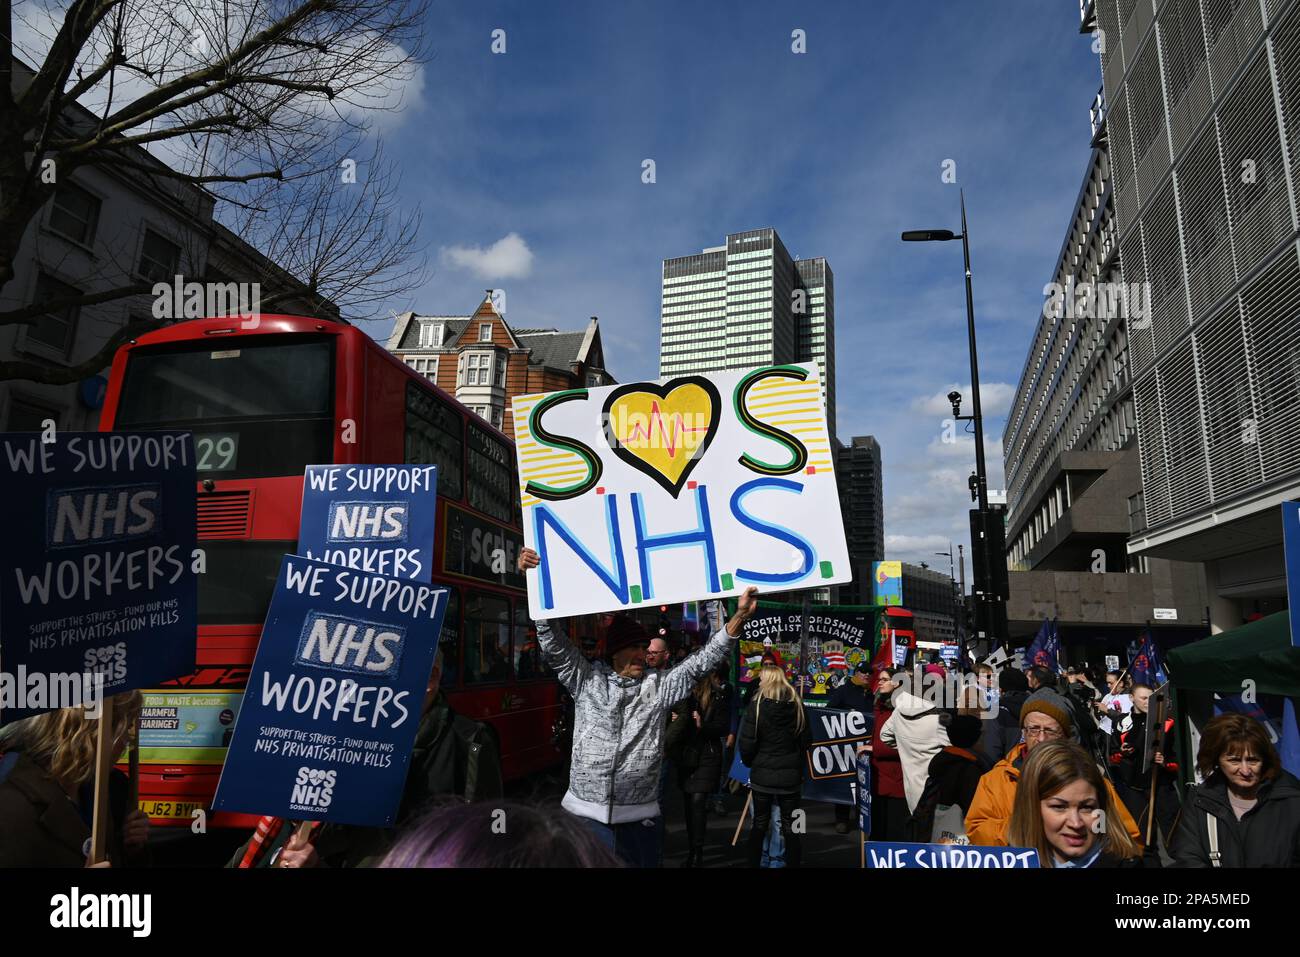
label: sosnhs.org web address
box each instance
[1114,917,1250,930]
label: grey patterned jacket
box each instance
[536,606,733,824]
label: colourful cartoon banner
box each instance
[511,364,850,619]
[738,602,879,698]
[872,561,903,606]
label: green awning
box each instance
[1167,611,1300,696]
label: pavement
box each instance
[509,766,865,868]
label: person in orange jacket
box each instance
[965,688,1142,848]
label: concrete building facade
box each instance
[836,436,886,606]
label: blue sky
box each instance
[368,0,1103,580]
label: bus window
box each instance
[198,540,294,626]
[405,381,464,500]
[513,603,549,681]
[438,585,461,688]
[466,421,518,524]
[115,337,333,479]
[463,591,511,684]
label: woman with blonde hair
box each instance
[739,655,810,867]
[0,692,150,867]
[1008,740,1143,868]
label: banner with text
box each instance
[512,363,850,619]
[298,465,438,582]
[0,432,197,723]
[212,556,447,826]
[864,843,1040,868]
[803,706,873,805]
[739,603,878,698]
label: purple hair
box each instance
[381,801,624,868]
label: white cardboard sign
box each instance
[511,363,851,619]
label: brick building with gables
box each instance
[386,292,614,439]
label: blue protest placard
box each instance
[298,465,439,582]
[727,745,750,786]
[211,555,447,826]
[863,842,1040,868]
[0,432,196,722]
[856,750,871,834]
[803,707,872,805]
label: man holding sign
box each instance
[518,547,756,867]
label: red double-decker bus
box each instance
[883,606,917,663]
[99,315,562,827]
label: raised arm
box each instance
[659,588,758,705]
[519,548,592,695]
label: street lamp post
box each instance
[903,191,1002,650]
[936,546,960,658]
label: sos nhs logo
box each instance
[326,501,408,543]
[289,767,337,811]
[83,641,128,682]
[295,611,406,679]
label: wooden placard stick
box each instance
[88,695,117,865]
[127,720,140,808]
[730,790,752,847]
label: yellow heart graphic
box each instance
[602,376,721,496]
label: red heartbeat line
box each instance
[625,401,709,458]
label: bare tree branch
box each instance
[0,0,430,383]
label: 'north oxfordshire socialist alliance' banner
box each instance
[739,602,877,698]
[212,556,448,827]
[512,363,851,620]
[0,432,197,723]
[298,465,439,582]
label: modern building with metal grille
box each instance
[999,5,1210,651]
[659,227,836,438]
[1080,0,1300,630]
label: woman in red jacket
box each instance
[870,668,909,842]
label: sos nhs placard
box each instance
[297,465,438,582]
[0,432,197,723]
[212,555,447,826]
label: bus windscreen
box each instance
[115,338,334,479]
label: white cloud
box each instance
[441,233,535,279]
[912,382,1017,419]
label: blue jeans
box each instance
[761,804,785,868]
[579,814,661,868]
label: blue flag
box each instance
[1129,630,1167,687]
[1026,617,1061,674]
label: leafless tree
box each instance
[0,0,430,384]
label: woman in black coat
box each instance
[1170,712,1300,867]
[665,671,732,866]
[739,659,811,868]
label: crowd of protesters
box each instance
[2,545,1299,870]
